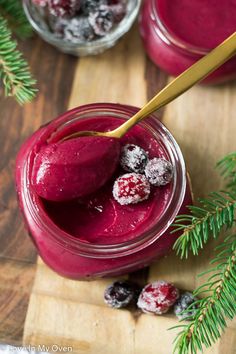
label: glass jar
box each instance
[15,103,192,279]
[23,0,141,56]
[139,0,236,84]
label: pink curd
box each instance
[15,103,192,279]
[32,136,121,201]
[139,0,236,83]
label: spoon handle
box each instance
[109,32,236,138]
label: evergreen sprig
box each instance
[173,190,236,259]
[0,14,37,104]
[172,152,236,354]
[217,152,236,189]
[0,0,32,38]
[172,234,236,354]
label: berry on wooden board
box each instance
[104,281,141,308]
[174,292,198,320]
[137,281,179,315]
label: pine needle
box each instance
[0,0,32,38]
[0,14,37,104]
[172,191,236,258]
[172,234,236,354]
[217,152,236,189]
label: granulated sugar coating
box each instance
[49,0,80,17]
[104,281,140,308]
[112,173,150,205]
[145,158,173,186]
[120,144,149,173]
[88,5,114,36]
[174,291,198,320]
[137,280,179,315]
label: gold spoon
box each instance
[64,32,236,141]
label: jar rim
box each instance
[22,103,186,258]
[151,0,209,56]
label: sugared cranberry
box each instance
[145,158,174,186]
[55,17,95,42]
[174,292,198,320]
[104,281,141,308]
[113,173,150,205]
[81,0,107,15]
[137,281,179,315]
[109,3,126,22]
[47,0,81,17]
[88,5,114,36]
[120,144,149,173]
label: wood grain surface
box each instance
[0,21,236,354]
[0,36,77,345]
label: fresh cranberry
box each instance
[112,173,150,205]
[120,144,149,173]
[145,158,174,187]
[137,281,179,315]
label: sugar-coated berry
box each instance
[81,0,107,15]
[54,17,95,42]
[120,144,149,173]
[104,281,141,308]
[109,3,126,22]
[137,281,179,315]
[113,173,150,205]
[145,158,173,186]
[174,292,198,320]
[47,0,81,17]
[88,5,114,36]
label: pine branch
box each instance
[0,0,32,38]
[0,15,37,104]
[171,234,236,354]
[217,152,236,189]
[172,191,236,259]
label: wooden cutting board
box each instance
[0,23,235,353]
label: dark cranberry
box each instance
[104,281,140,308]
[112,173,150,205]
[137,281,179,315]
[54,17,95,42]
[145,158,174,187]
[88,5,114,36]
[120,144,149,173]
[174,292,198,320]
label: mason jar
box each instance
[15,103,192,279]
[139,0,236,84]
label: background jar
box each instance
[16,103,192,279]
[23,0,141,56]
[139,0,236,84]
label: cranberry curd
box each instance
[15,104,192,279]
[139,0,236,83]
